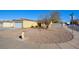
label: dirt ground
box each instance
[0,28,73,49]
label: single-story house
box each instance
[13,18,37,28]
[22,19,37,28]
[0,21,3,28]
[3,21,15,28]
[0,18,37,29]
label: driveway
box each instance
[0,28,79,49]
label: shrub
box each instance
[31,26,34,28]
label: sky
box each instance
[0,10,79,22]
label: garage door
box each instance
[15,23,22,28]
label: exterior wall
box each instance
[15,23,22,28]
[23,20,37,28]
[0,20,37,29]
[3,22,15,28]
[48,23,63,29]
[41,24,46,28]
[49,21,53,28]
[0,23,3,28]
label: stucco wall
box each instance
[0,23,3,28]
[3,22,15,28]
[23,20,37,28]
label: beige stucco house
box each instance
[0,18,37,29]
[22,19,37,28]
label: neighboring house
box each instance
[3,21,15,28]
[14,18,37,28]
[22,19,37,28]
[13,19,23,28]
[0,18,37,29]
[0,20,15,28]
[0,21,3,28]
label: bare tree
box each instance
[41,14,51,29]
[37,20,41,28]
[37,14,51,29]
[37,11,61,29]
[50,11,61,23]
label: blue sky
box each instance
[0,10,79,22]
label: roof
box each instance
[0,18,37,23]
[0,20,14,23]
[19,18,37,22]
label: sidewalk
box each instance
[56,28,79,49]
